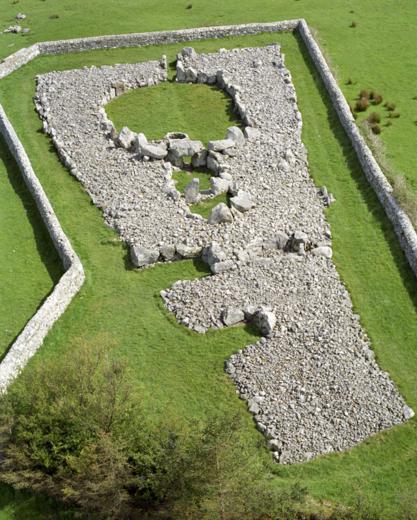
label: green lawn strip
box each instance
[0,31,415,518]
[191,193,229,219]
[0,135,62,358]
[172,169,212,192]
[106,82,240,144]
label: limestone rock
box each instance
[222,307,245,326]
[253,308,277,336]
[311,246,333,259]
[290,230,308,254]
[185,67,198,82]
[208,139,236,152]
[160,244,176,261]
[169,138,204,159]
[226,126,245,146]
[181,47,197,59]
[184,178,200,204]
[244,126,261,141]
[202,242,227,266]
[176,243,202,258]
[140,142,168,160]
[211,259,235,274]
[208,203,233,225]
[131,245,160,267]
[230,190,253,213]
[176,61,186,82]
[210,176,230,196]
[117,126,136,149]
[191,150,207,168]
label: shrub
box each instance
[388,111,400,118]
[350,21,357,28]
[359,89,370,99]
[367,112,381,124]
[384,101,396,111]
[370,91,383,105]
[370,123,381,134]
[355,97,369,112]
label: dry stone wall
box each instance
[0,104,84,391]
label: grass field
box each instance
[0,3,416,519]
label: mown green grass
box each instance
[106,82,240,144]
[172,169,212,192]
[0,29,416,520]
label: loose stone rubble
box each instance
[34,44,413,464]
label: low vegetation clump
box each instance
[0,345,313,519]
[355,96,369,112]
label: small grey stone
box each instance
[191,149,207,168]
[403,406,415,420]
[211,259,235,274]
[185,67,198,82]
[181,47,197,59]
[139,142,167,160]
[16,13,26,20]
[184,178,200,204]
[169,138,204,159]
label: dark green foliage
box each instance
[388,111,400,118]
[370,123,381,134]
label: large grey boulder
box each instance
[191,150,207,168]
[169,138,204,159]
[176,61,186,82]
[184,178,200,204]
[226,126,245,146]
[290,230,309,254]
[208,139,236,153]
[134,132,148,153]
[230,190,253,213]
[210,177,230,196]
[208,203,233,225]
[222,307,245,327]
[244,126,261,142]
[206,151,223,174]
[181,47,197,59]
[202,242,227,266]
[131,245,160,267]
[176,243,202,258]
[160,244,176,261]
[117,126,136,149]
[253,308,276,336]
[185,67,198,82]
[311,246,333,259]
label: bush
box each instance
[370,123,381,134]
[388,111,400,118]
[0,345,312,519]
[0,345,201,518]
[384,101,396,111]
[359,89,371,100]
[355,97,369,112]
[367,112,381,124]
[370,91,383,105]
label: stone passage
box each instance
[35,45,413,465]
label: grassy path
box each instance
[0,32,415,518]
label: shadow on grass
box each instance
[0,136,64,357]
[294,31,417,311]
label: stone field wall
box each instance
[0,18,415,395]
[0,104,85,391]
